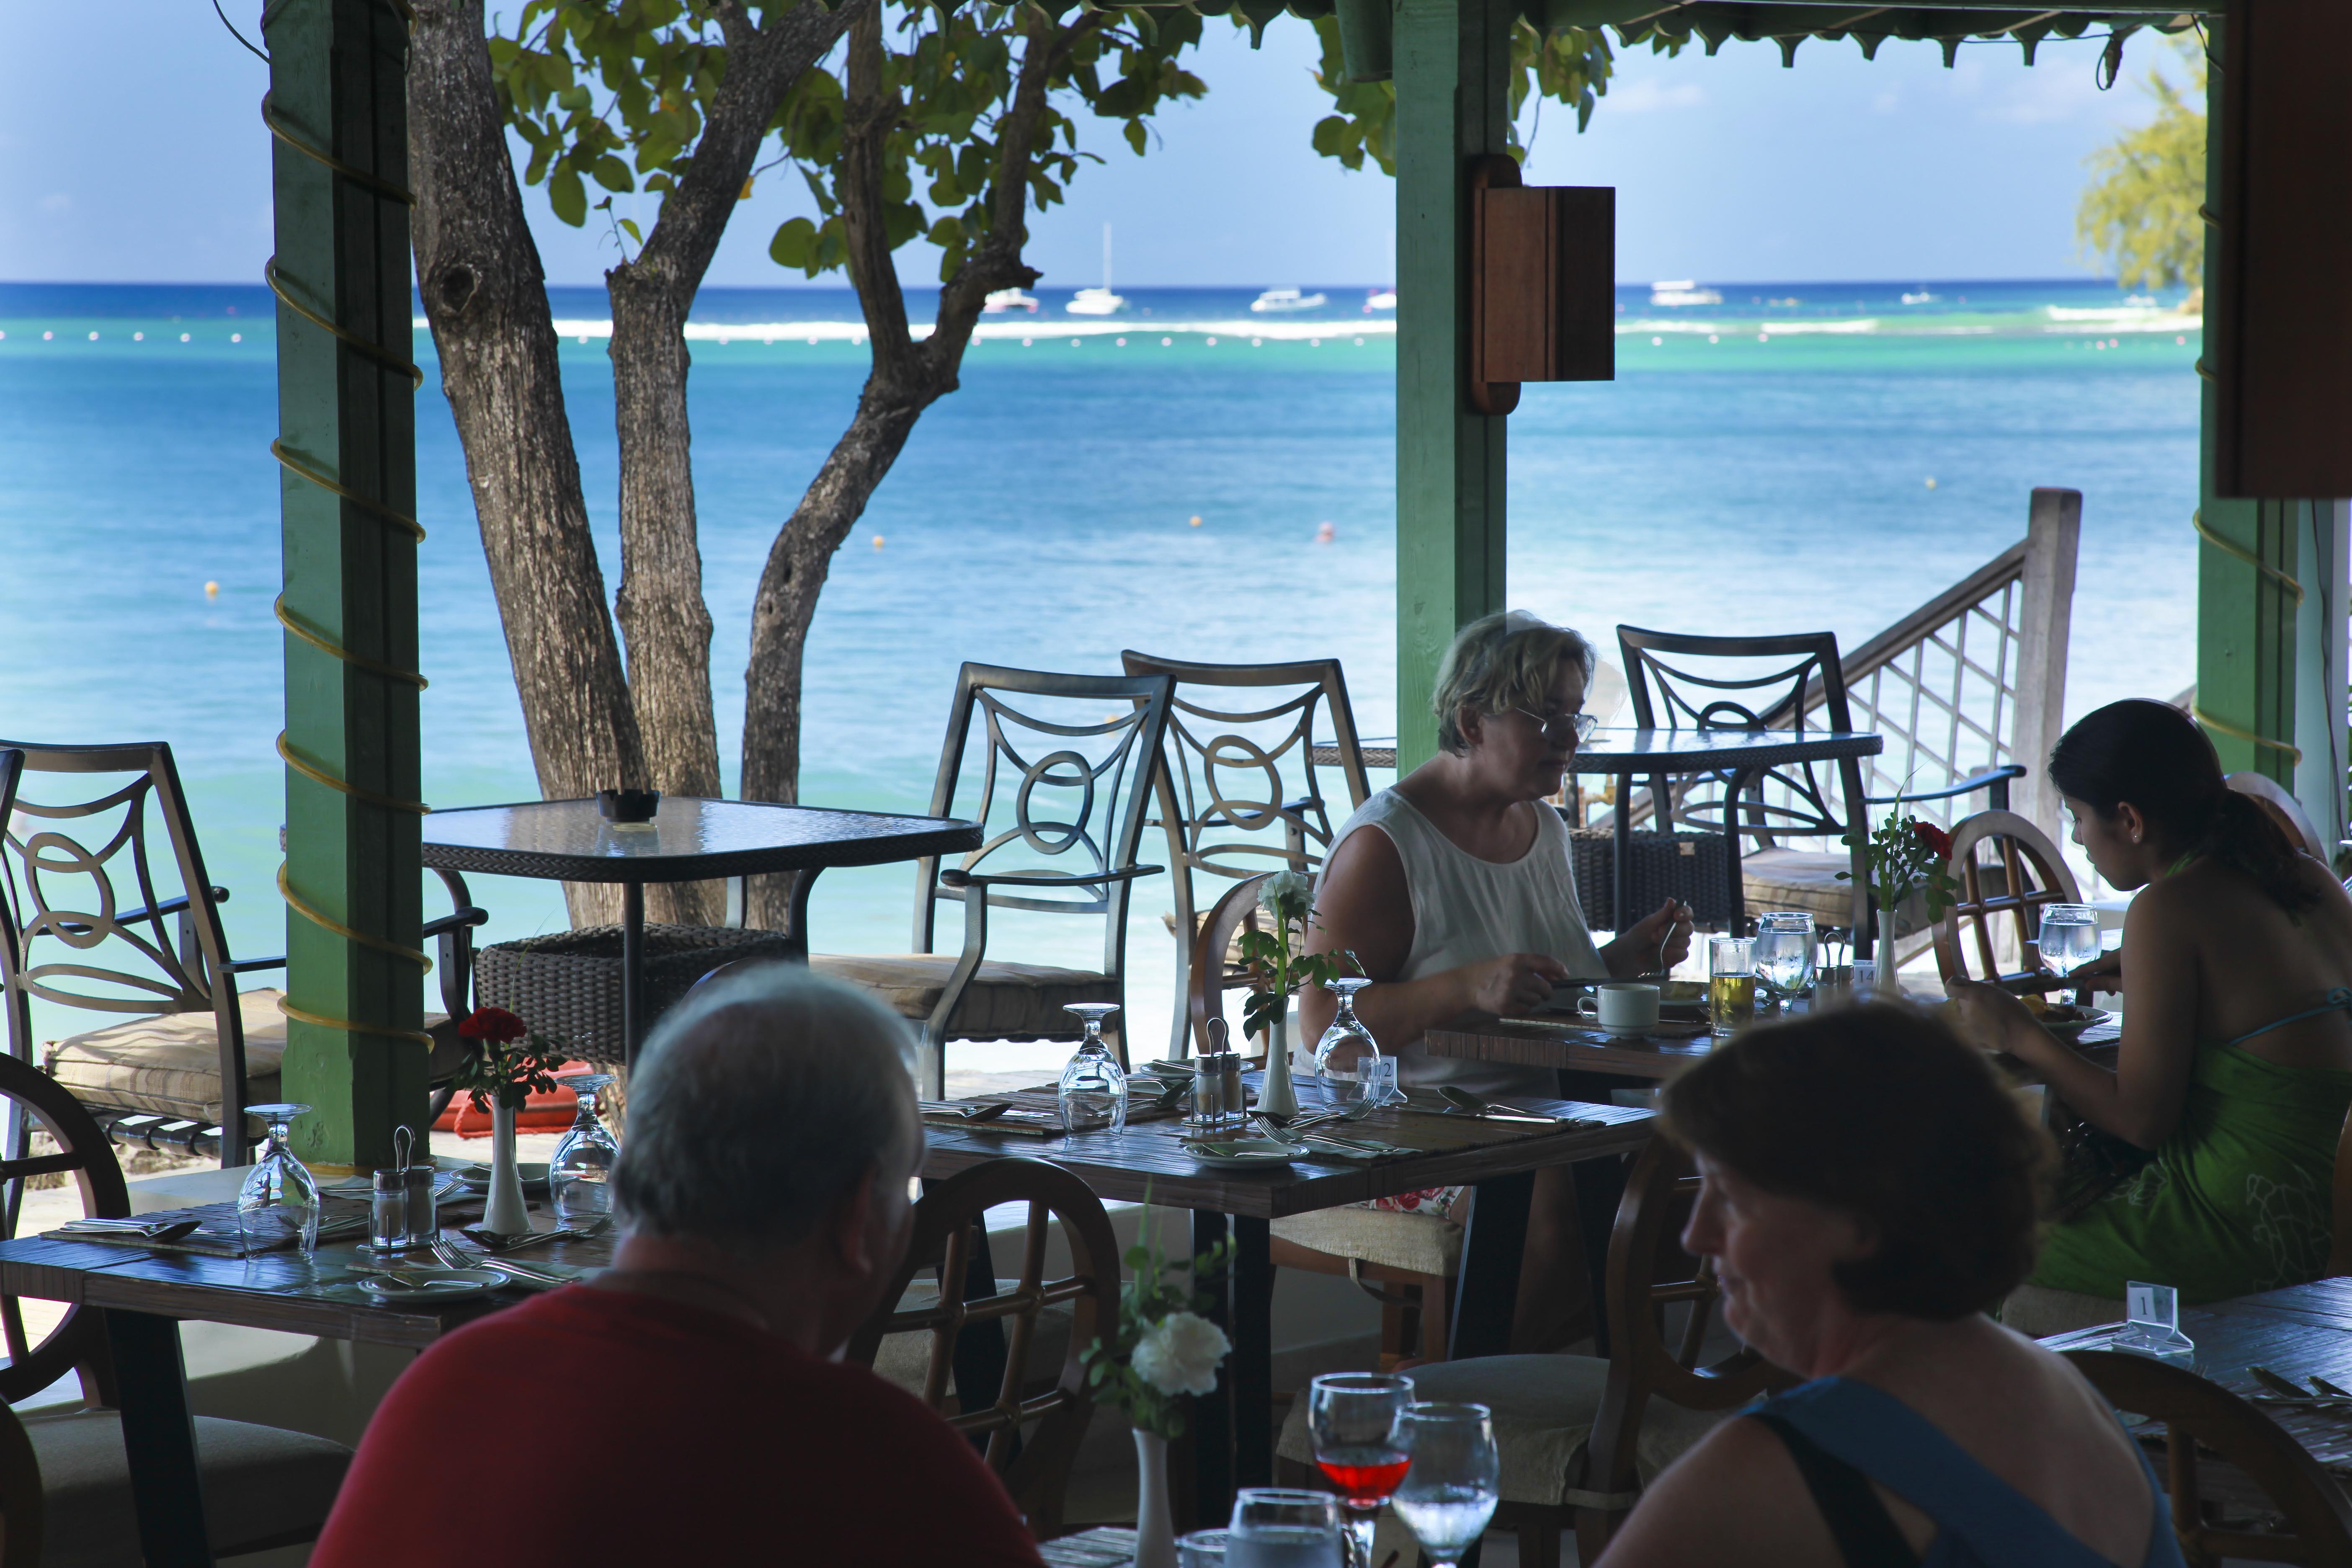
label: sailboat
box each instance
[1066,224,1127,316]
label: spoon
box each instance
[1437,1086,1560,1123]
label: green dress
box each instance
[2032,994,2352,1305]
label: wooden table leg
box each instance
[1232,1215,1274,1490]
[1449,1171,1534,1360]
[1192,1209,1233,1525]
[106,1308,215,1568]
[621,880,645,1072]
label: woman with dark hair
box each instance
[1948,698,2352,1320]
[1597,1008,2184,1567]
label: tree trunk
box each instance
[738,7,1084,932]
[409,0,643,927]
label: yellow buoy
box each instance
[1924,477,1938,490]
[204,580,220,597]
[872,534,885,550]
[1189,516,1203,528]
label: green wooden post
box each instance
[1393,0,1516,769]
[265,0,427,1172]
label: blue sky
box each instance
[0,2,2182,288]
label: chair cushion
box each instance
[44,991,452,1125]
[2001,1283,2124,1338]
[23,1407,352,1567]
[872,1278,1075,1402]
[1269,1206,1462,1277]
[1278,1354,1730,1507]
[1741,849,1926,934]
[810,955,1117,1041]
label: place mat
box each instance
[1496,1017,1712,1043]
[45,1198,370,1258]
[1041,1527,1136,1567]
[922,1083,1188,1138]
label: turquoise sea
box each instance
[0,278,2199,1059]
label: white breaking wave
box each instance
[1617,317,1881,335]
[415,316,1401,343]
[2041,306,2202,333]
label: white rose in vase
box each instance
[1129,1310,1231,1398]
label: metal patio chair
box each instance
[0,740,482,1166]
[810,665,1173,1098]
[1120,651,1373,1058]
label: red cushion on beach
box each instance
[431,1065,588,1138]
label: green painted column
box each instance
[265,0,427,1172]
[1393,0,1516,769]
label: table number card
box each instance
[1364,1057,1400,1106]
[2115,1280,2195,1362]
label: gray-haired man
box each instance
[315,968,1047,1568]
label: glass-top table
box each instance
[422,797,981,1065]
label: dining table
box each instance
[920,1075,1656,1523]
[420,795,981,1068]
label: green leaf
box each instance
[592,153,636,193]
[549,166,588,227]
[767,216,818,268]
[619,217,643,243]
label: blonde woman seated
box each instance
[1948,699,2352,1326]
[1301,611,1693,1346]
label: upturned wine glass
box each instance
[1390,1403,1501,1567]
[1057,1003,1127,1134]
[237,1104,321,1263]
[1306,1372,1413,1568]
[549,1073,621,1234]
[1313,977,1386,1107]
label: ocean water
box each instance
[0,278,2199,1061]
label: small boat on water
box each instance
[1901,290,1937,304]
[1649,280,1723,307]
[1250,288,1328,314]
[1364,288,1397,312]
[983,288,1038,314]
[1065,224,1126,316]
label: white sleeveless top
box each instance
[1316,788,1607,1093]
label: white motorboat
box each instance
[1065,224,1126,316]
[1250,288,1328,314]
[1363,288,1398,312]
[1649,280,1723,307]
[1901,290,1937,304]
[983,288,1038,313]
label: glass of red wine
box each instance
[1306,1372,1414,1568]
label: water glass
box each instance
[550,1073,621,1234]
[1708,936,1757,1039]
[1313,977,1386,1106]
[1390,1403,1501,1568]
[2037,903,2102,977]
[1227,1491,1344,1568]
[1057,1003,1127,1134]
[1307,1372,1413,1567]
[1178,1528,1229,1568]
[237,1103,321,1261]
[1753,911,1815,999]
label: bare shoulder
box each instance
[1321,818,1405,900]
[1594,1414,1841,1568]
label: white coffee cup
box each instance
[1577,983,1661,1037]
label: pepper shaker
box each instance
[1219,1051,1245,1129]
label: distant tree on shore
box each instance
[2076,39,2206,294]
[409,0,1202,929]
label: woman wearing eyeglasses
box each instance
[1297,611,1694,1349]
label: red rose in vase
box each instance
[1911,820,1954,861]
[459,1006,527,1044]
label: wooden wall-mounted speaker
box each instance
[1469,155,1614,415]
[2212,0,2352,498]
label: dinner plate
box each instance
[454,1163,551,1193]
[1182,1139,1298,1171]
[2039,1006,2114,1038]
[358,1267,509,1302]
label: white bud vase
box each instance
[1256,1009,1298,1119]
[1132,1428,1177,1568]
[485,1099,532,1237]
[1876,907,1903,997]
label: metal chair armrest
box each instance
[1862,764,2027,809]
[938,865,1165,890]
[420,906,489,939]
[219,956,288,975]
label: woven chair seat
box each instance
[24,1406,351,1568]
[1741,848,1926,934]
[44,990,457,1126]
[811,955,1117,1041]
[2001,1283,2124,1338]
[1269,1206,1461,1278]
[1277,1353,1729,1508]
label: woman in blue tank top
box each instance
[1596,1009,2187,1568]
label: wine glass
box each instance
[1753,911,1815,1001]
[549,1073,620,1234]
[1313,977,1386,1107]
[1306,1372,1413,1568]
[1226,1489,1343,1568]
[2037,903,2102,980]
[1390,1403,1501,1568]
[237,1103,320,1263]
[1057,1003,1127,1134]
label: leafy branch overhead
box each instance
[2076,36,2206,293]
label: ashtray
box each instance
[597,788,661,823]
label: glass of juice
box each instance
[1306,1372,1413,1567]
[1710,936,1757,1039]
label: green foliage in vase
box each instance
[1079,1187,1232,1439]
[1234,870,1356,1044]
[1839,807,1960,926]
[2076,37,2208,292]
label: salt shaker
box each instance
[1191,1054,1222,1129]
[1219,1051,1245,1128]
[369,1168,410,1253]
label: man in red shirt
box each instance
[313,968,1047,1568]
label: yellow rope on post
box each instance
[275,995,435,1050]
[2193,702,2305,766]
[276,732,430,815]
[271,444,426,542]
[273,597,428,689]
[260,95,416,206]
[2192,508,2305,605]
[266,259,425,389]
[277,865,432,973]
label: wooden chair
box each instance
[811,665,1173,1098]
[0,740,482,1167]
[1931,809,2090,991]
[2063,1349,2352,1567]
[0,1046,353,1564]
[2226,771,2332,861]
[1120,652,1374,1059]
[1614,629,2019,954]
[1275,1137,1796,1568]
[843,1156,1120,1541]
